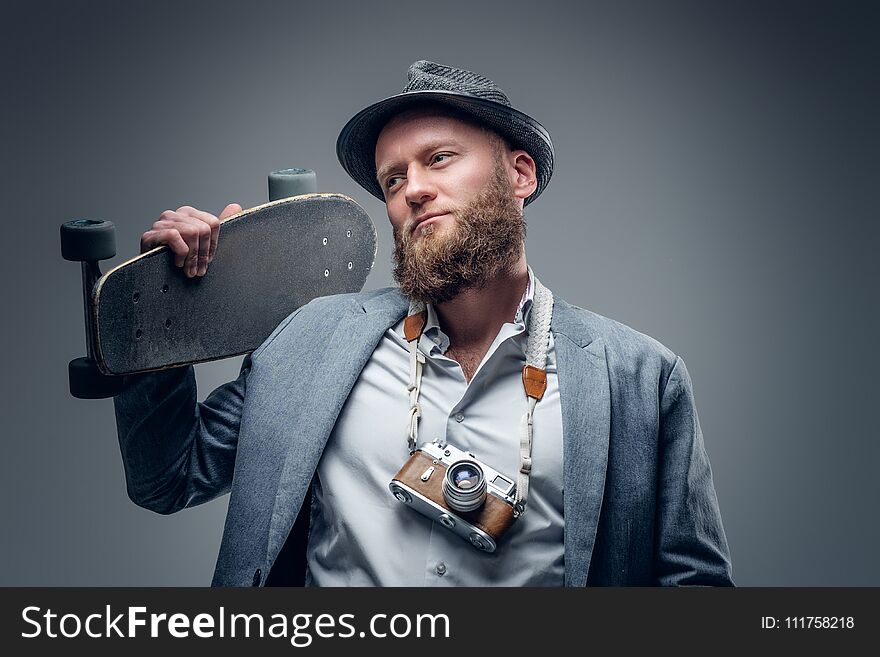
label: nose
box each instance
[404,164,437,208]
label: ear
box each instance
[508,150,538,201]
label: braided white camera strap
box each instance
[404,278,554,517]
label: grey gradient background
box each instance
[1,0,877,586]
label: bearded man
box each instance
[118,61,734,587]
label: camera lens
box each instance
[442,460,487,512]
[452,464,480,489]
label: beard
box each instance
[391,161,526,305]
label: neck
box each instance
[433,252,529,350]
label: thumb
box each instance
[219,203,242,220]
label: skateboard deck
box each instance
[93,193,376,375]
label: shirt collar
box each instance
[422,266,535,352]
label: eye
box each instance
[431,152,452,164]
[384,175,402,190]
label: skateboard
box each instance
[62,169,377,399]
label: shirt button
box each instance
[435,562,447,576]
[454,414,464,423]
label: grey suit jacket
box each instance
[113,286,734,587]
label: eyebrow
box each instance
[375,139,463,184]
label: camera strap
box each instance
[403,277,554,517]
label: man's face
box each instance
[375,110,532,304]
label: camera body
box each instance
[389,438,518,552]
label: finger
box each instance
[196,224,211,276]
[143,210,201,271]
[162,215,202,277]
[142,210,182,254]
[219,203,242,220]
[178,206,222,263]
[141,229,189,266]
[175,216,210,277]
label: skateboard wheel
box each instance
[60,219,116,262]
[268,168,317,201]
[68,357,125,399]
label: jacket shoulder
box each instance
[250,287,401,360]
[554,298,680,389]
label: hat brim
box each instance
[336,90,553,206]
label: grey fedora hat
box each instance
[336,60,554,206]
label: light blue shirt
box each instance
[305,268,564,585]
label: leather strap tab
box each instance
[404,311,427,342]
[522,365,547,400]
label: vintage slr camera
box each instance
[389,438,518,552]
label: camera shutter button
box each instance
[435,562,447,576]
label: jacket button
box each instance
[252,568,262,586]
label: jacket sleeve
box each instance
[655,356,735,586]
[112,355,251,515]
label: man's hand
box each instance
[140,203,242,277]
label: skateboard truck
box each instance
[62,168,319,399]
[61,218,125,399]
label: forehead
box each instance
[374,110,491,164]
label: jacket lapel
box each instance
[552,299,611,586]
[266,289,409,567]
